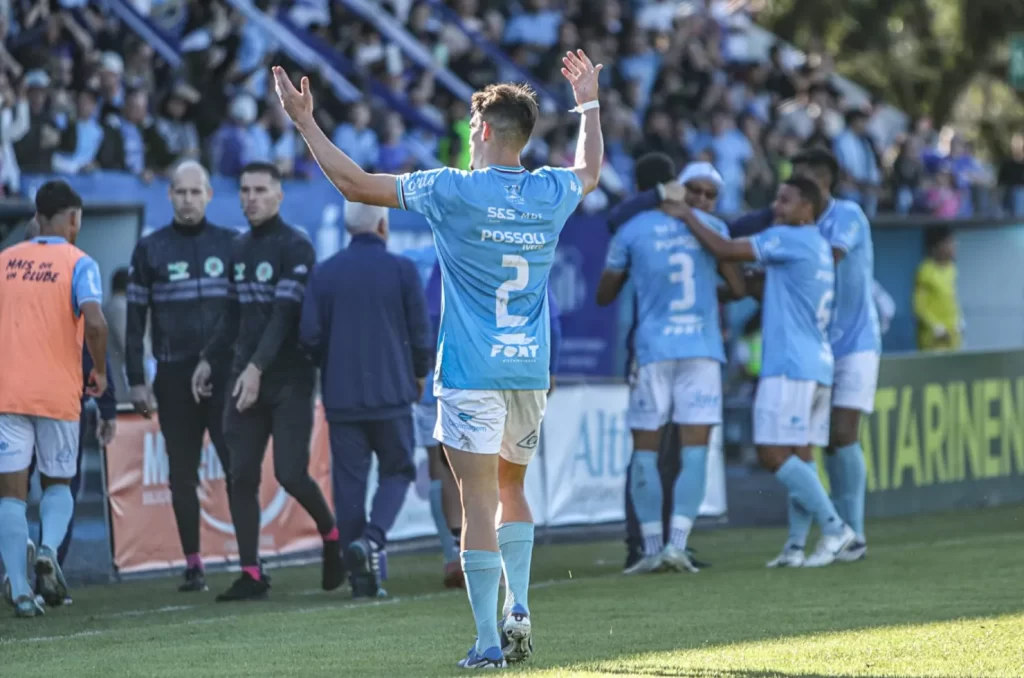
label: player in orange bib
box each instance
[0,181,108,618]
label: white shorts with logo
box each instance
[832,351,880,414]
[0,414,80,477]
[414,401,439,448]
[753,377,831,447]
[628,358,723,431]
[434,388,547,465]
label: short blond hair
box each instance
[470,83,539,147]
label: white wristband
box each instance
[570,100,600,114]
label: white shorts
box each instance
[753,376,831,447]
[434,388,547,465]
[832,351,880,414]
[628,358,723,431]
[0,414,80,478]
[414,401,439,448]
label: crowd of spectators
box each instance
[1,0,1022,219]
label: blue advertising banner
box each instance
[22,172,618,377]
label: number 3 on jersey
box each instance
[496,254,529,328]
[668,252,696,312]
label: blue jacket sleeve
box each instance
[607,189,661,234]
[547,289,562,374]
[298,264,324,366]
[401,257,432,380]
[728,208,774,238]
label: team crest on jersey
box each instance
[234,263,246,281]
[504,185,524,205]
[167,261,189,281]
[204,256,224,277]
[255,262,274,282]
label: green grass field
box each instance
[2,506,1023,677]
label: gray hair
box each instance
[344,201,388,234]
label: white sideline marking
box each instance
[3,531,1018,647]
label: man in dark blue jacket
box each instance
[299,201,430,599]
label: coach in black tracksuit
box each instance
[125,161,236,592]
[197,162,342,603]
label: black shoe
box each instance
[178,566,208,592]
[624,549,643,571]
[322,540,346,591]
[346,538,383,599]
[215,572,270,602]
[260,559,272,585]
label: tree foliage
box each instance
[762,0,1024,146]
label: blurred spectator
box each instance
[13,70,73,174]
[635,108,688,174]
[503,0,561,50]
[97,51,125,118]
[740,113,774,209]
[51,88,103,174]
[377,112,415,174]
[97,88,173,178]
[332,101,380,171]
[924,165,961,218]
[0,71,29,194]
[890,136,924,214]
[208,93,265,177]
[260,96,298,177]
[998,133,1024,217]
[155,82,202,160]
[705,107,752,215]
[948,137,993,217]
[834,109,881,216]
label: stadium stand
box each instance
[1,0,1020,217]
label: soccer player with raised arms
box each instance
[596,155,745,575]
[767,148,880,567]
[273,49,603,668]
[668,177,856,567]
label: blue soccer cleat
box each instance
[457,644,506,669]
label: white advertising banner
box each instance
[378,384,726,543]
[541,384,727,527]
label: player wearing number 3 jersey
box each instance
[273,49,604,669]
[597,156,744,576]
[668,177,856,569]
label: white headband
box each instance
[678,162,724,188]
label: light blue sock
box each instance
[775,457,843,537]
[824,452,848,524]
[837,443,867,540]
[668,446,707,550]
[461,550,503,653]
[40,484,74,551]
[786,460,816,549]
[0,498,32,600]
[629,451,663,555]
[428,480,457,563]
[498,522,534,616]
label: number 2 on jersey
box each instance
[668,252,696,312]
[496,254,529,328]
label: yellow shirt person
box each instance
[914,227,962,351]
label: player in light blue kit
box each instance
[670,177,856,567]
[764,149,881,568]
[597,156,744,575]
[403,244,464,589]
[274,49,604,668]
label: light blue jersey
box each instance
[750,225,834,385]
[817,198,881,358]
[606,208,727,366]
[397,164,583,390]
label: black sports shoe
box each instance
[215,572,270,602]
[346,538,383,599]
[322,539,345,591]
[624,548,643,571]
[178,566,208,592]
[686,547,712,569]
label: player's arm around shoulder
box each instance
[665,202,757,262]
[596,215,635,306]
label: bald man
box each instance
[125,161,238,592]
[298,201,430,598]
